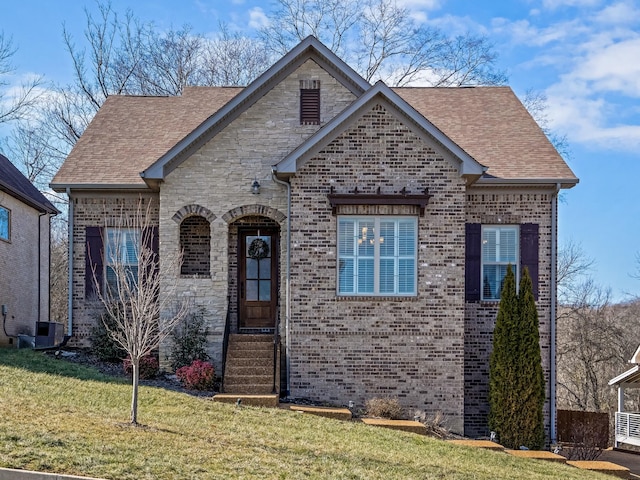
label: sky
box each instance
[1,0,639,301]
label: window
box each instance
[300,79,320,125]
[338,216,417,296]
[481,225,518,301]
[105,228,139,292]
[0,206,9,241]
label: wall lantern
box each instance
[251,178,261,195]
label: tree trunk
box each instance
[131,358,139,425]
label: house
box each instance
[0,153,59,346]
[609,345,640,449]
[51,36,577,438]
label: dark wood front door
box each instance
[238,229,278,330]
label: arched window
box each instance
[180,215,210,276]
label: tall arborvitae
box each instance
[488,264,519,447]
[489,265,546,449]
[515,266,545,449]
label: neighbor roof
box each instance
[0,154,58,214]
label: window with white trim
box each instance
[105,228,139,293]
[0,206,9,241]
[481,225,518,300]
[338,216,417,296]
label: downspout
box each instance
[271,167,291,396]
[550,182,560,444]
[66,188,73,336]
[37,212,45,326]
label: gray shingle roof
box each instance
[0,153,58,213]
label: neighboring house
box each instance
[609,345,640,449]
[0,153,59,346]
[51,37,577,438]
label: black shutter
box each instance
[300,88,320,125]
[85,226,103,299]
[141,226,159,283]
[520,223,539,300]
[465,223,481,302]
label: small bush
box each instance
[176,360,215,390]
[170,307,209,371]
[90,310,126,362]
[365,397,404,420]
[123,355,160,380]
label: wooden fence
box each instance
[557,409,609,448]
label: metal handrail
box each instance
[220,295,232,392]
[272,305,280,394]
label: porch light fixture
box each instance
[251,178,261,194]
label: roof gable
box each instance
[141,36,371,181]
[0,154,58,214]
[275,81,486,181]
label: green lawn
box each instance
[0,349,611,480]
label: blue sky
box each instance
[2,0,639,300]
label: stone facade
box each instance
[0,192,52,345]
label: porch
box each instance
[609,365,640,448]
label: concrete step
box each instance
[361,418,427,435]
[225,356,274,368]
[213,394,279,408]
[566,461,630,479]
[226,348,274,359]
[225,365,273,376]
[224,374,273,385]
[505,450,566,463]
[228,334,274,344]
[289,405,353,421]
[222,383,274,395]
[447,440,505,451]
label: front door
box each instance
[238,229,278,330]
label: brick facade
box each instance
[464,187,555,438]
[69,192,159,346]
[288,103,467,433]
[62,47,564,440]
[0,193,52,345]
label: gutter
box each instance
[550,182,560,444]
[271,167,291,396]
[37,212,45,326]
[66,188,73,336]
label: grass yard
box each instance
[0,349,612,480]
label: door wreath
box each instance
[248,238,270,259]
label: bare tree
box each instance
[522,89,570,159]
[260,0,507,86]
[202,23,271,87]
[0,31,43,124]
[92,200,188,425]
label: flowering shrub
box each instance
[176,360,216,390]
[123,355,159,379]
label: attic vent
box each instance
[300,79,320,125]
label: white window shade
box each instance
[338,216,417,296]
[481,225,519,300]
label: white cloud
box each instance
[541,0,602,10]
[397,0,442,9]
[594,1,640,25]
[248,7,269,30]
[572,37,640,98]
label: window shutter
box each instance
[142,226,159,280]
[465,223,481,302]
[85,226,103,299]
[520,223,539,300]
[300,88,320,125]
